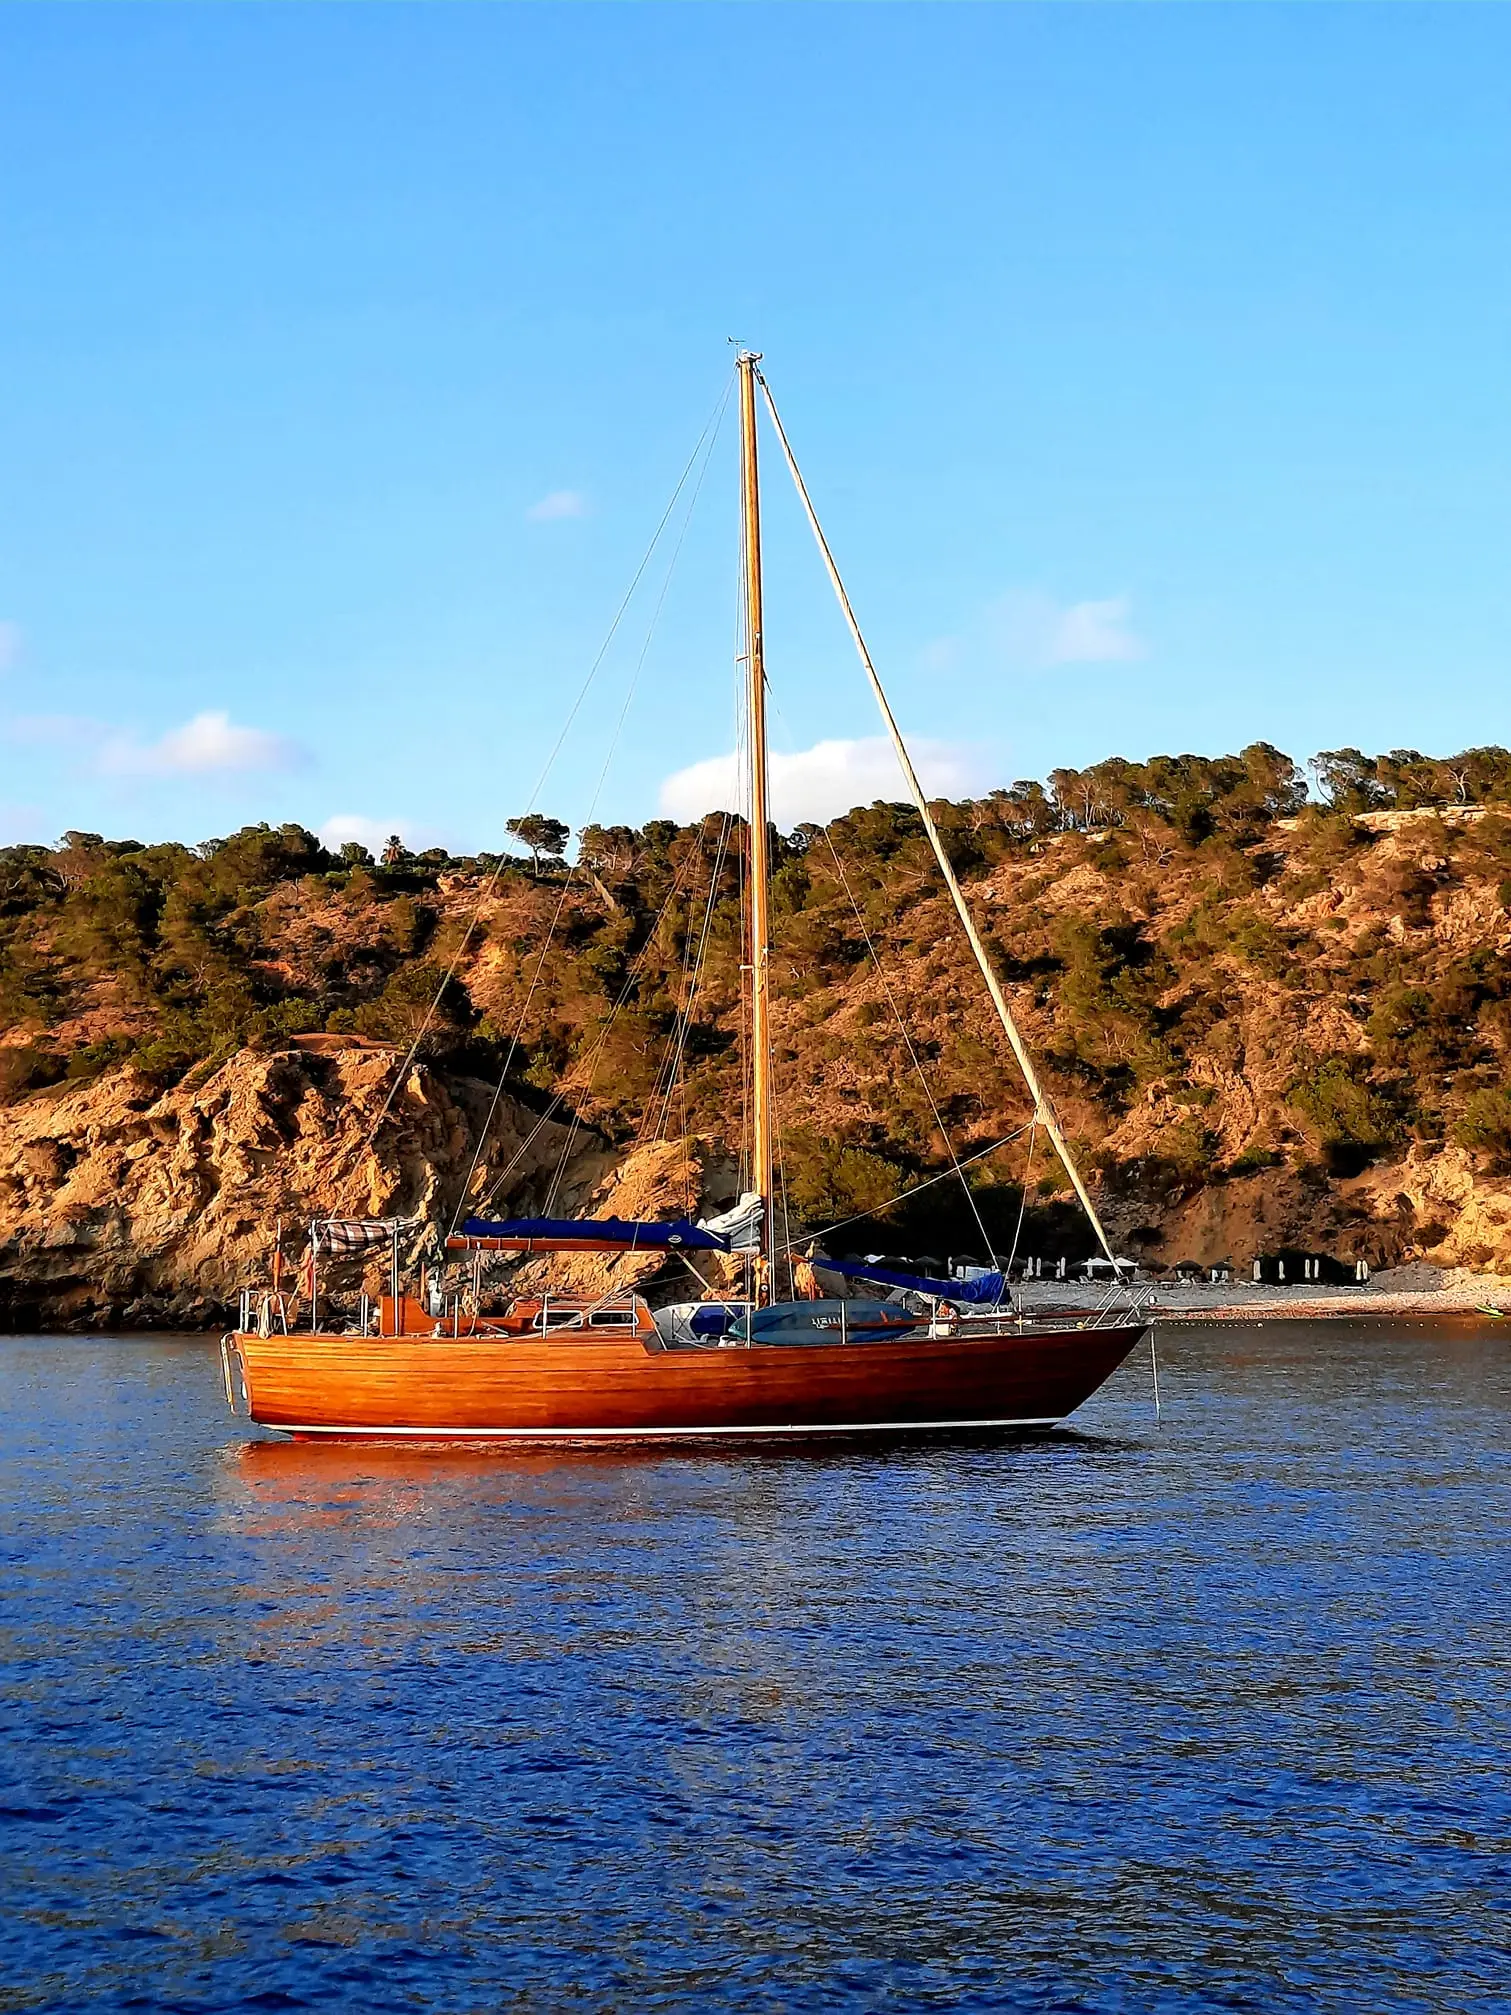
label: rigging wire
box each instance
[816,822,998,1262]
[755,366,1121,1275]
[462,835,716,1218]
[471,829,711,1219]
[1002,1114,1039,1281]
[534,398,734,1213]
[775,1122,795,1298]
[644,810,736,1150]
[360,374,735,1177]
[732,580,752,1207]
[537,889,696,1214]
[757,672,998,1264]
[446,378,733,1230]
[780,1126,1030,1253]
[639,848,708,1145]
[495,825,732,1215]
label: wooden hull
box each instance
[226,1322,1149,1440]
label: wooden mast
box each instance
[737,351,775,1294]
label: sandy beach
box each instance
[1021,1264,1511,1322]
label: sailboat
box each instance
[222,355,1152,1440]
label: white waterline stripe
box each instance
[259,1415,1063,1439]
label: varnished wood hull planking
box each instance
[228,1323,1148,1439]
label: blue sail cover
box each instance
[823,1257,1008,1305]
[459,1215,730,1252]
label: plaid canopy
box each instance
[310,1216,418,1254]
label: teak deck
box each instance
[226,1321,1148,1439]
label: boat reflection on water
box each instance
[215,1421,1133,1616]
[221,1433,682,1531]
[223,1414,1108,1510]
[215,1424,1122,1685]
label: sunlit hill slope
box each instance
[3,741,1511,1324]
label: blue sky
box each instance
[3,3,1509,851]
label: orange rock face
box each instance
[7,797,1511,1324]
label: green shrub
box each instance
[1287,1057,1401,1172]
[1227,1144,1281,1177]
[1452,1086,1511,1167]
[64,1036,135,1080]
[0,1045,64,1103]
[782,1136,904,1230]
[352,962,473,1052]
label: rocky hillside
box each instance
[4,741,1511,1325]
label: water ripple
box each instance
[0,1323,1507,2011]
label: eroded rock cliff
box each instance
[0,1041,607,1327]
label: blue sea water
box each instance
[0,1322,1506,2013]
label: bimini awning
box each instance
[310,1215,419,1253]
[446,1215,731,1255]
[823,1257,1008,1305]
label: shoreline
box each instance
[9,1263,1511,1334]
[1021,1265,1511,1323]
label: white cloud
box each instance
[100,710,301,778]
[1046,596,1144,664]
[0,623,20,672]
[659,735,985,829]
[984,590,1146,670]
[526,488,588,522]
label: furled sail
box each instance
[822,1257,1008,1306]
[698,1191,765,1252]
[447,1215,732,1254]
